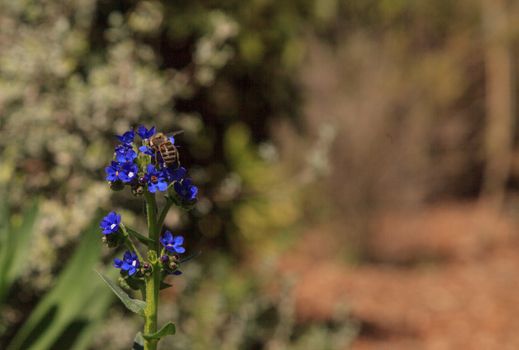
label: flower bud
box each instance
[122,275,144,290]
[102,233,122,248]
[131,185,144,196]
[142,262,152,276]
[110,180,125,191]
[147,250,158,263]
[118,277,132,290]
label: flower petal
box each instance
[114,258,123,268]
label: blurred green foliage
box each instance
[0,0,322,284]
[3,0,484,348]
[0,200,38,305]
[0,0,334,347]
[0,203,114,350]
[224,124,301,250]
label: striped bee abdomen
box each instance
[158,142,179,167]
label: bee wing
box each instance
[169,130,184,137]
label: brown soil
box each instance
[279,202,519,349]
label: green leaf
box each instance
[7,219,114,350]
[143,322,176,340]
[132,332,144,350]
[96,271,146,316]
[164,194,178,206]
[7,202,39,282]
[160,281,173,290]
[126,227,154,245]
[179,250,201,264]
[0,201,38,304]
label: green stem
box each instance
[144,191,160,350]
[120,224,144,262]
[157,200,173,233]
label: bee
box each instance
[149,131,183,168]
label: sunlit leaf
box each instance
[0,201,38,304]
[132,332,144,350]
[96,270,146,316]
[7,219,113,350]
[143,322,176,340]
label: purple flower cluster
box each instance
[100,125,198,281]
[104,125,198,201]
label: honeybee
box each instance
[149,131,182,167]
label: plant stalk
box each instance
[144,191,160,350]
[120,224,144,262]
[157,200,173,233]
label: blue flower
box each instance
[100,211,121,235]
[169,136,175,144]
[105,161,122,182]
[119,162,139,183]
[174,178,198,201]
[115,144,137,163]
[145,164,168,193]
[160,231,185,254]
[139,145,154,156]
[114,251,140,276]
[105,161,138,183]
[117,130,134,144]
[164,166,186,183]
[137,125,156,139]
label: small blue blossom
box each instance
[114,251,140,276]
[137,125,156,139]
[105,161,122,182]
[115,144,137,163]
[169,136,175,144]
[139,145,155,156]
[100,211,121,235]
[145,164,168,193]
[160,231,186,254]
[105,161,138,183]
[164,166,186,183]
[174,178,198,202]
[119,162,139,183]
[117,130,135,144]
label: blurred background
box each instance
[1,0,519,349]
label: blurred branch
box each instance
[480,0,516,208]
